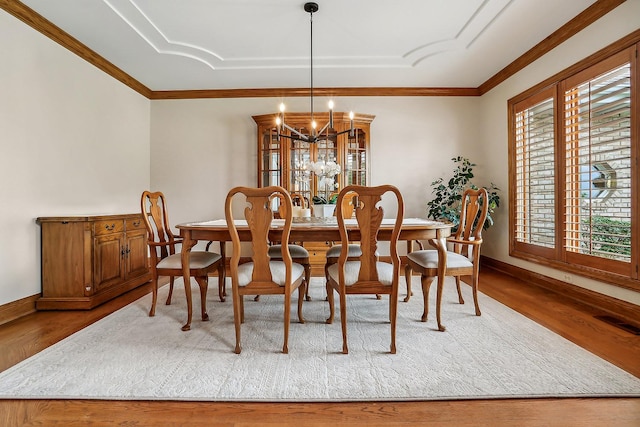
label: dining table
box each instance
[175,217,452,331]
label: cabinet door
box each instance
[40,221,87,298]
[312,131,339,202]
[259,127,282,188]
[344,128,368,186]
[125,230,148,279]
[289,138,312,202]
[93,233,125,293]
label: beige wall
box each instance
[0,10,151,305]
[2,1,639,307]
[150,96,481,228]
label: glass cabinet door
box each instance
[345,128,367,186]
[289,136,312,203]
[259,128,281,187]
[313,130,339,203]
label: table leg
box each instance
[181,230,196,331]
[218,241,227,300]
[404,240,413,302]
[433,235,447,332]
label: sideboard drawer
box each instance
[94,219,125,235]
[126,218,145,232]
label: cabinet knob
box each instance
[132,220,141,227]
[105,223,116,231]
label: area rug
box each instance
[0,277,638,401]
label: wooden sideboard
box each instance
[36,214,151,310]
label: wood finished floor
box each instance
[0,267,638,426]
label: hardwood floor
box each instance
[0,267,638,426]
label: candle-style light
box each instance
[349,111,354,136]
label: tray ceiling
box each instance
[19,0,599,91]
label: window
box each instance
[509,41,638,290]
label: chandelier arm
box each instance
[275,133,305,142]
[335,127,355,137]
[282,122,310,141]
[316,121,330,135]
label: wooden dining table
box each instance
[176,217,452,331]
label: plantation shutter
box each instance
[562,52,632,270]
[513,89,556,253]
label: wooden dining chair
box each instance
[404,187,489,332]
[140,191,225,326]
[326,185,404,354]
[267,192,312,301]
[225,186,307,354]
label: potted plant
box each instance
[308,160,341,217]
[427,156,500,230]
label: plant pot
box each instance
[312,204,336,218]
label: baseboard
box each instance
[481,256,640,327]
[0,294,38,327]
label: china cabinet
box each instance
[253,111,374,274]
[36,214,151,310]
[253,112,374,202]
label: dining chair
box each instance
[267,192,312,301]
[404,187,489,331]
[326,184,404,354]
[225,186,307,354]
[140,191,225,325]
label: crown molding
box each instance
[0,0,625,100]
[149,87,480,100]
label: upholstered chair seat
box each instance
[237,261,305,287]
[269,244,310,259]
[157,252,222,270]
[328,261,394,286]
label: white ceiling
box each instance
[21,0,598,91]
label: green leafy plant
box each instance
[312,194,338,204]
[426,156,501,230]
[582,216,631,259]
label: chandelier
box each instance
[276,2,354,143]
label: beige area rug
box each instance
[0,277,638,401]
